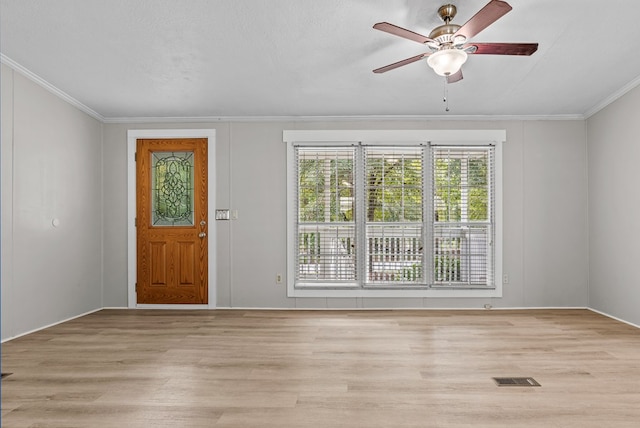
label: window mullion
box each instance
[355,144,367,288]
[425,144,433,286]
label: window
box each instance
[296,147,357,284]
[432,147,494,287]
[365,147,424,285]
[285,130,504,298]
[151,151,195,226]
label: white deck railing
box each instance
[297,224,490,285]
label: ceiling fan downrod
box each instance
[429,4,462,42]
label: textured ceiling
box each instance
[2,0,640,120]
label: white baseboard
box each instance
[103,305,590,311]
[587,308,640,329]
[1,307,103,343]
[214,306,590,311]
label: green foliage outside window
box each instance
[298,155,354,222]
[298,158,325,222]
[366,152,422,222]
[299,149,489,225]
[434,152,489,223]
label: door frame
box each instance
[127,129,216,309]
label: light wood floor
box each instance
[2,309,639,427]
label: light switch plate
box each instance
[215,209,230,220]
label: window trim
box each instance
[284,130,504,299]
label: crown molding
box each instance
[10,52,633,124]
[102,113,585,124]
[1,54,105,122]
[584,73,640,119]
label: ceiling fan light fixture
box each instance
[427,48,468,77]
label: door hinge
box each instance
[135,217,137,227]
[135,152,137,161]
[135,282,138,292]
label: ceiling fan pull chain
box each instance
[443,78,450,112]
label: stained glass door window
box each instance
[151,151,194,226]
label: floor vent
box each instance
[1,373,13,379]
[493,377,540,387]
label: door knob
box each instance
[199,232,207,238]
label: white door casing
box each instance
[127,129,216,309]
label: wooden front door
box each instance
[136,138,208,304]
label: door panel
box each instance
[178,241,196,285]
[136,138,208,304]
[150,242,167,285]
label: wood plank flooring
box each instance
[2,309,640,427]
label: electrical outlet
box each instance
[276,273,283,284]
[503,274,509,284]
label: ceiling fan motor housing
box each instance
[429,24,461,43]
[429,4,463,45]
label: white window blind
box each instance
[286,130,502,297]
[431,146,494,287]
[364,147,425,285]
[295,147,357,283]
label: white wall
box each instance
[1,62,597,340]
[587,84,640,326]
[102,119,589,310]
[1,64,15,337]
[523,121,589,306]
[1,63,103,341]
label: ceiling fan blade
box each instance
[373,53,429,73]
[446,69,463,83]
[454,0,512,41]
[466,42,538,56]
[373,22,434,44]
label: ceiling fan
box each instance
[372,0,538,83]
